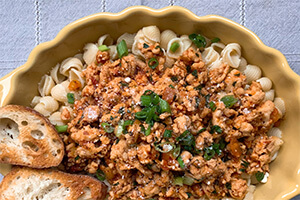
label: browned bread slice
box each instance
[0,167,108,200]
[0,105,64,168]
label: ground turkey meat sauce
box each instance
[63,43,283,199]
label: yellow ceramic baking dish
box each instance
[0,6,299,200]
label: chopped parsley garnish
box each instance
[211,37,220,43]
[255,171,265,182]
[67,93,75,104]
[163,129,173,138]
[221,95,238,108]
[210,125,222,134]
[208,101,216,111]
[189,33,207,48]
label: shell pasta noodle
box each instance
[31,25,286,200]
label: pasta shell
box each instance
[31,96,41,107]
[221,43,241,68]
[69,68,84,87]
[238,57,247,72]
[60,57,83,76]
[211,42,225,54]
[39,96,59,112]
[60,106,74,117]
[274,97,285,116]
[164,56,175,68]
[51,83,68,103]
[166,37,184,59]
[38,75,55,96]
[142,25,160,43]
[108,45,118,60]
[49,112,65,126]
[74,53,84,63]
[34,103,51,116]
[267,127,282,138]
[98,34,113,46]
[243,65,262,83]
[117,33,135,49]
[264,89,275,101]
[209,59,223,69]
[50,64,66,84]
[83,43,98,65]
[160,30,177,50]
[256,77,272,91]
[180,35,192,51]
[202,47,220,68]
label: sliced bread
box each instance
[0,167,108,200]
[0,105,64,168]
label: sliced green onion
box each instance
[225,182,231,189]
[145,106,156,124]
[159,99,171,113]
[255,171,264,182]
[174,177,184,186]
[95,169,106,181]
[154,142,175,153]
[183,176,194,185]
[177,156,185,169]
[191,70,198,78]
[141,95,152,107]
[75,155,80,160]
[169,84,175,89]
[163,129,172,138]
[176,130,195,147]
[117,39,128,59]
[148,57,159,69]
[211,37,220,43]
[98,45,110,51]
[55,125,68,133]
[172,146,181,158]
[221,95,238,108]
[116,120,124,137]
[145,125,151,136]
[189,33,207,48]
[143,43,149,48]
[198,128,206,133]
[101,122,114,133]
[170,42,180,53]
[204,146,215,160]
[67,93,75,104]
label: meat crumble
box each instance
[61,44,283,200]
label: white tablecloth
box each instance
[0,1,299,199]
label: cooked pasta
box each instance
[221,43,241,68]
[117,33,135,49]
[83,43,98,65]
[160,30,177,50]
[244,64,262,83]
[31,25,286,200]
[256,77,272,91]
[38,75,55,96]
[59,57,83,76]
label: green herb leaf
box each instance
[67,93,75,104]
[225,182,231,190]
[170,42,180,53]
[191,70,198,78]
[101,122,114,133]
[208,101,216,111]
[154,142,175,153]
[95,169,106,181]
[120,82,128,87]
[164,129,173,138]
[143,43,149,48]
[186,192,192,198]
[148,57,159,69]
[117,39,128,59]
[177,156,185,169]
[75,155,80,160]
[55,125,68,133]
[189,33,207,48]
[174,176,184,186]
[169,84,175,89]
[98,45,110,51]
[171,76,178,82]
[210,125,222,134]
[221,95,238,108]
[255,171,265,182]
[211,37,220,43]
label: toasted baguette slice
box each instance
[0,167,108,200]
[0,105,64,168]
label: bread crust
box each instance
[0,167,108,200]
[0,105,64,168]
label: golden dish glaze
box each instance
[0,6,299,200]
